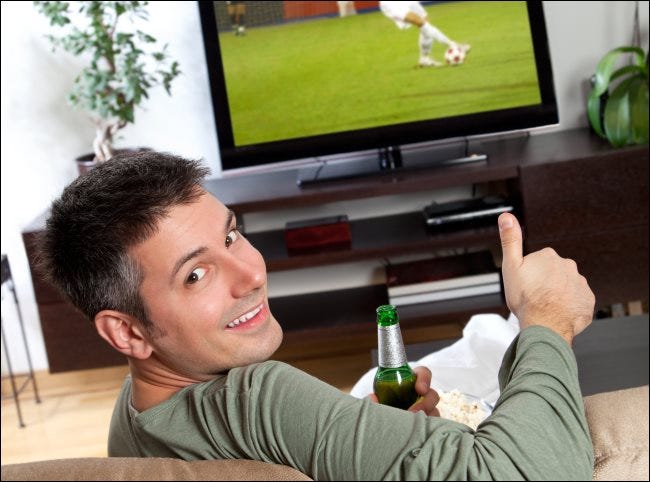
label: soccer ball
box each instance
[445,45,466,66]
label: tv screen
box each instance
[199,1,557,180]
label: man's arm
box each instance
[260,213,594,479]
[197,213,595,479]
[241,345,592,480]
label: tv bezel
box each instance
[198,1,558,173]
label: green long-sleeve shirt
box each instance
[108,326,594,480]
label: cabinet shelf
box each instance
[248,212,501,271]
[270,285,507,361]
[204,146,521,214]
[271,286,506,332]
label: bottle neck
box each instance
[376,304,399,327]
[377,323,408,368]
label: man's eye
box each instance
[187,267,207,284]
[225,229,239,248]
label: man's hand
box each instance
[368,366,440,416]
[408,366,440,416]
[498,212,595,345]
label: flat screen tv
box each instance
[198,1,557,184]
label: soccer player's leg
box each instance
[417,30,441,67]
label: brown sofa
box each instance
[2,385,647,481]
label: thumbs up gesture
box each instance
[498,213,595,345]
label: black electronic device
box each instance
[198,1,557,184]
[423,196,513,229]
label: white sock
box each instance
[420,22,453,46]
[419,30,433,57]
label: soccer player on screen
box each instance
[380,1,470,67]
[226,1,246,36]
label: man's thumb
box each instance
[499,213,523,268]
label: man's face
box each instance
[129,191,283,379]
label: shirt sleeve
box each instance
[214,325,593,481]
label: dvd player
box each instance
[423,196,513,227]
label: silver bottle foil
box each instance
[377,324,408,368]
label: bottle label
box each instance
[377,324,408,368]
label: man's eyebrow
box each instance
[169,209,235,283]
[225,209,235,232]
[170,246,208,283]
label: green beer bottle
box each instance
[373,304,418,409]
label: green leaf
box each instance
[587,92,606,138]
[603,75,636,147]
[124,105,134,123]
[627,77,649,144]
[136,31,156,43]
[588,45,649,146]
[34,0,181,136]
[98,103,110,119]
[591,47,646,97]
[610,64,646,83]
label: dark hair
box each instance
[37,152,210,329]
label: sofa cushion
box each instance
[0,457,312,481]
[585,385,649,481]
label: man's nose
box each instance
[226,254,265,298]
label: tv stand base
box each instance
[297,139,487,187]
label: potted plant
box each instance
[34,1,181,169]
[587,45,648,148]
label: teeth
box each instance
[227,304,262,328]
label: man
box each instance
[226,1,246,36]
[337,1,356,17]
[380,1,470,67]
[39,152,595,479]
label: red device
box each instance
[284,215,352,256]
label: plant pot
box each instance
[75,153,98,175]
[75,147,152,176]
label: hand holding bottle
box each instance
[372,305,442,415]
[498,212,595,345]
[369,365,441,416]
[406,366,441,416]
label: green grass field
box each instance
[218,1,540,146]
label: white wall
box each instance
[1,1,648,373]
[1,1,219,374]
[544,1,649,128]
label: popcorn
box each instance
[437,389,489,430]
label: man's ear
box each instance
[95,310,153,360]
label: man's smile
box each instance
[227,303,265,329]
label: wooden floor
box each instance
[2,365,129,465]
[1,353,373,466]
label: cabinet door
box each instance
[519,149,648,241]
[23,230,126,373]
[37,301,126,372]
[526,226,648,309]
[519,149,649,310]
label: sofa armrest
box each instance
[585,385,649,481]
[0,457,312,481]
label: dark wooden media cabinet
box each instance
[23,127,649,372]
